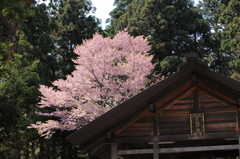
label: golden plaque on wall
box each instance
[190,113,205,136]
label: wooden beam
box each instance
[157,86,195,112]
[239,137,240,156]
[153,76,193,108]
[114,110,147,134]
[149,104,156,113]
[118,145,239,155]
[118,149,153,155]
[106,132,116,143]
[152,113,159,159]
[116,132,240,143]
[196,86,235,107]
[192,74,197,85]
[153,140,159,159]
[193,89,200,113]
[111,143,118,159]
[158,145,238,153]
[152,114,158,136]
[196,75,239,105]
[237,109,240,132]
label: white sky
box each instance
[42,0,199,29]
[42,0,115,29]
[90,0,115,29]
[91,0,199,29]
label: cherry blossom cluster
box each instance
[28,31,155,138]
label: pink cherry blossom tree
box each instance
[29,31,156,138]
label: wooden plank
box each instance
[119,127,153,131]
[115,112,148,135]
[205,111,236,116]
[197,79,237,105]
[205,112,237,122]
[118,145,239,155]
[200,102,228,108]
[153,76,193,105]
[117,128,153,137]
[201,107,236,113]
[160,128,190,135]
[205,128,236,133]
[135,113,153,123]
[118,149,153,155]
[159,145,239,154]
[205,113,236,121]
[159,111,190,117]
[196,86,235,107]
[166,104,193,110]
[156,86,195,111]
[116,132,240,143]
[205,122,236,130]
[159,121,190,131]
[176,99,193,104]
[128,122,153,128]
[158,116,189,122]
[159,110,191,116]
[111,143,118,159]
[206,118,236,124]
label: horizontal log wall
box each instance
[117,89,238,137]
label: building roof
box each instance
[66,52,240,158]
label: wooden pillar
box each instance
[193,89,200,113]
[237,100,240,131]
[153,140,159,159]
[237,109,240,132]
[169,156,176,159]
[238,137,240,156]
[152,112,159,159]
[111,143,118,159]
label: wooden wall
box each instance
[116,89,237,137]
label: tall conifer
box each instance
[107,0,210,76]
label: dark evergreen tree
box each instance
[0,55,40,158]
[198,0,239,79]
[1,0,103,158]
[219,0,239,52]
[50,0,102,76]
[0,0,34,61]
[198,0,226,72]
[107,0,210,76]
[20,0,101,85]
[105,0,132,36]
[219,0,240,80]
[19,3,59,86]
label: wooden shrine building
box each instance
[66,52,240,159]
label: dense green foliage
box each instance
[107,0,239,78]
[19,3,57,86]
[198,0,240,79]
[20,1,101,86]
[49,0,101,76]
[219,0,240,80]
[105,0,132,36]
[1,0,102,158]
[106,0,210,76]
[0,0,35,62]
[0,55,40,158]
